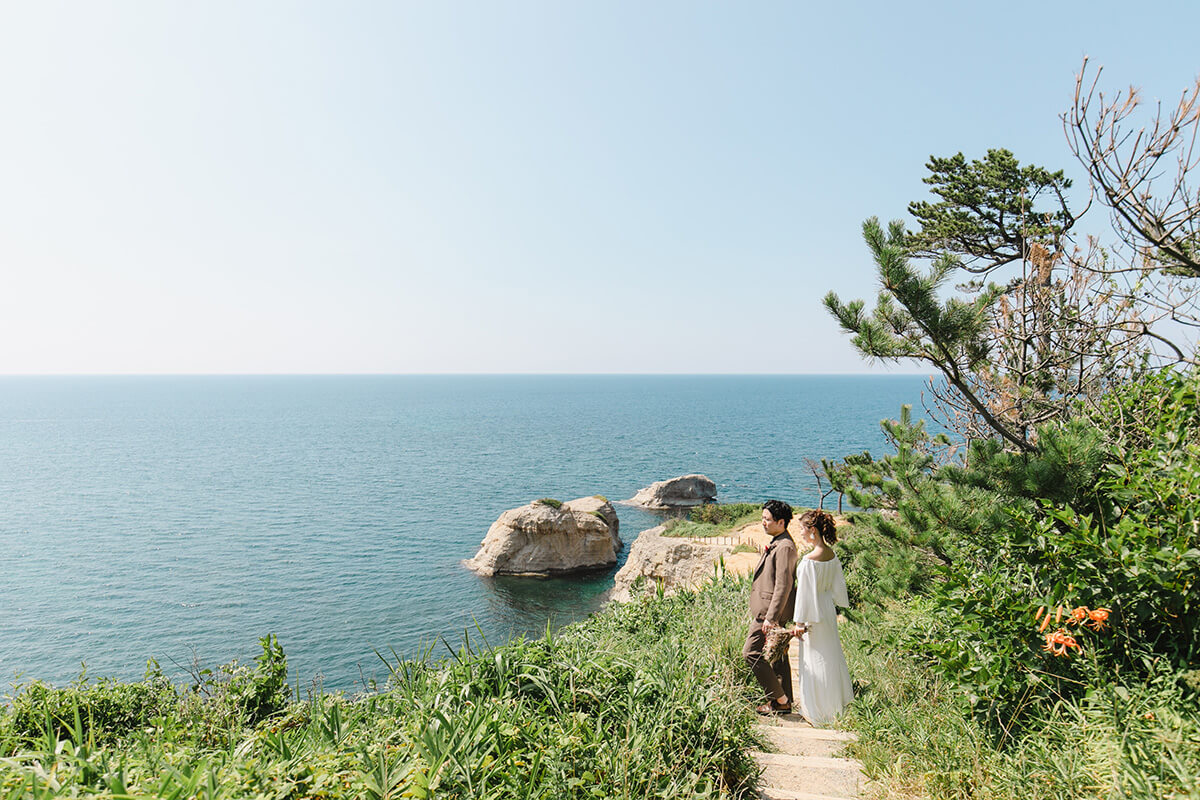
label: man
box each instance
[743,499,798,715]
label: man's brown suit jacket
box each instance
[748,535,798,625]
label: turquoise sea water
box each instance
[0,375,927,691]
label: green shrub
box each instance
[233,633,291,724]
[2,636,291,756]
[838,520,934,607]
[911,367,1200,727]
[6,660,176,746]
[174,634,292,740]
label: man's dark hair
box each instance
[762,499,793,528]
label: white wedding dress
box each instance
[792,555,854,725]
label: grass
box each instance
[0,580,765,800]
[661,504,762,538]
[659,504,836,539]
[687,504,764,527]
[662,519,724,538]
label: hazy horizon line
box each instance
[0,371,932,378]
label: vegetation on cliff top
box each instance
[661,503,774,539]
[0,578,763,799]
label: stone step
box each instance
[755,725,856,758]
[751,752,864,772]
[751,752,862,799]
[754,722,857,741]
[760,788,858,800]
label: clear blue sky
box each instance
[1,1,1197,374]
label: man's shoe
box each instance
[755,699,792,715]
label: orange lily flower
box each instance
[1086,607,1111,630]
[1042,629,1081,657]
[1067,606,1089,626]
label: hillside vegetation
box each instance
[826,354,1200,800]
[0,578,762,800]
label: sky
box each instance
[1,1,1197,374]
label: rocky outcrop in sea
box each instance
[466,496,621,577]
[625,474,717,509]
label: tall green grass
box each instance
[0,580,763,799]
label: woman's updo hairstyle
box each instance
[799,509,837,544]
[762,499,793,530]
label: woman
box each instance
[789,509,853,725]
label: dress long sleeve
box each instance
[793,560,822,624]
[831,559,849,608]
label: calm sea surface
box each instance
[0,375,926,691]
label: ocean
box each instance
[0,375,927,691]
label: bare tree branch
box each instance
[1066,57,1200,278]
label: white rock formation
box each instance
[625,474,717,509]
[609,525,730,602]
[466,496,621,577]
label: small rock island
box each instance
[466,496,621,576]
[625,474,717,509]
